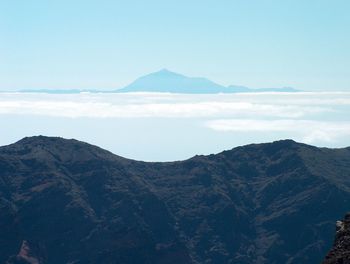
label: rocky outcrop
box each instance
[6,240,44,264]
[323,213,350,264]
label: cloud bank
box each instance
[0,92,349,146]
[0,92,340,118]
[206,119,350,144]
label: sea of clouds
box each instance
[0,92,349,160]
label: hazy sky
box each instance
[1,0,350,91]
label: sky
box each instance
[1,0,350,91]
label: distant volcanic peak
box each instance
[154,68,183,76]
[118,69,226,93]
[138,69,187,80]
[116,69,299,94]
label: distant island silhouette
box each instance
[8,69,299,94]
[117,69,298,94]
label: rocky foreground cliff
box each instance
[323,213,350,264]
[1,136,350,264]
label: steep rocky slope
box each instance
[1,136,350,263]
[323,213,350,264]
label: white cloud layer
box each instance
[206,119,350,144]
[0,92,344,118]
[0,92,349,147]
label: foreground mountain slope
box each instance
[0,137,191,264]
[1,137,350,263]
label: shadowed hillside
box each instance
[1,136,350,263]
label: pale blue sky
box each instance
[1,0,350,91]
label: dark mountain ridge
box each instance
[1,136,350,263]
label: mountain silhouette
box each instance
[117,69,298,93]
[1,136,348,263]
